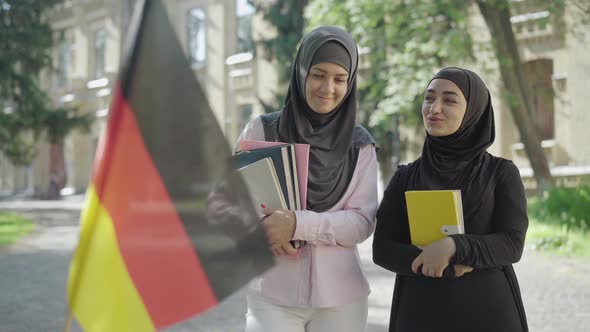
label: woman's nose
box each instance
[429,99,442,114]
[319,79,334,94]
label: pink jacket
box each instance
[236,117,378,308]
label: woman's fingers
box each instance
[423,266,442,278]
[435,267,444,278]
[272,242,300,256]
[415,238,456,278]
[282,243,299,256]
[415,260,448,278]
[272,245,288,256]
[411,254,422,274]
[262,206,276,216]
[454,264,474,277]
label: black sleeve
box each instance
[373,167,456,277]
[450,161,528,268]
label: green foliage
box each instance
[306,0,474,136]
[529,186,590,232]
[529,233,568,251]
[526,217,590,257]
[0,210,34,246]
[306,0,474,175]
[527,185,590,257]
[0,0,91,165]
[43,107,92,144]
[0,113,36,164]
[250,0,308,108]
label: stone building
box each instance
[0,0,278,196]
[1,0,588,196]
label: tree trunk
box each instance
[476,0,553,192]
[47,141,66,199]
[377,132,395,186]
[376,115,402,186]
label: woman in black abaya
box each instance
[373,67,529,332]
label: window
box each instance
[236,0,254,53]
[57,36,71,87]
[94,29,106,78]
[187,8,206,68]
[239,104,253,132]
[236,15,253,53]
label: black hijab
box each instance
[408,67,496,219]
[273,26,374,212]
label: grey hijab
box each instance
[273,26,375,212]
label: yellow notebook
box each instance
[405,190,465,246]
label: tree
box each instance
[0,0,92,197]
[44,107,91,198]
[571,0,590,17]
[476,0,553,191]
[306,0,474,181]
[307,0,555,190]
[249,0,309,113]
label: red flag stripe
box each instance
[93,85,218,328]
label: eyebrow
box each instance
[426,89,461,97]
[311,68,349,77]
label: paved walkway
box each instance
[0,199,588,331]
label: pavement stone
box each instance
[0,199,588,332]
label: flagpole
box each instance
[63,312,73,332]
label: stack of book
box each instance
[233,140,310,249]
[405,190,465,247]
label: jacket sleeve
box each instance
[450,161,529,268]
[372,167,424,276]
[292,146,378,247]
[372,166,457,279]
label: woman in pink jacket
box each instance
[236,25,378,332]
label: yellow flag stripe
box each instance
[67,186,155,331]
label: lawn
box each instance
[0,211,34,246]
[525,186,590,258]
[526,217,590,258]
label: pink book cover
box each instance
[239,140,310,210]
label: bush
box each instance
[0,211,34,246]
[529,185,590,232]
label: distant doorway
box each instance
[523,59,555,140]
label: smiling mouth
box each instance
[314,94,333,101]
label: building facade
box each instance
[1,0,587,196]
[0,0,278,196]
[466,0,590,189]
[381,1,590,190]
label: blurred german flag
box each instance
[66,1,273,330]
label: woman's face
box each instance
[422,78,468,136]
[305,62,349,114]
